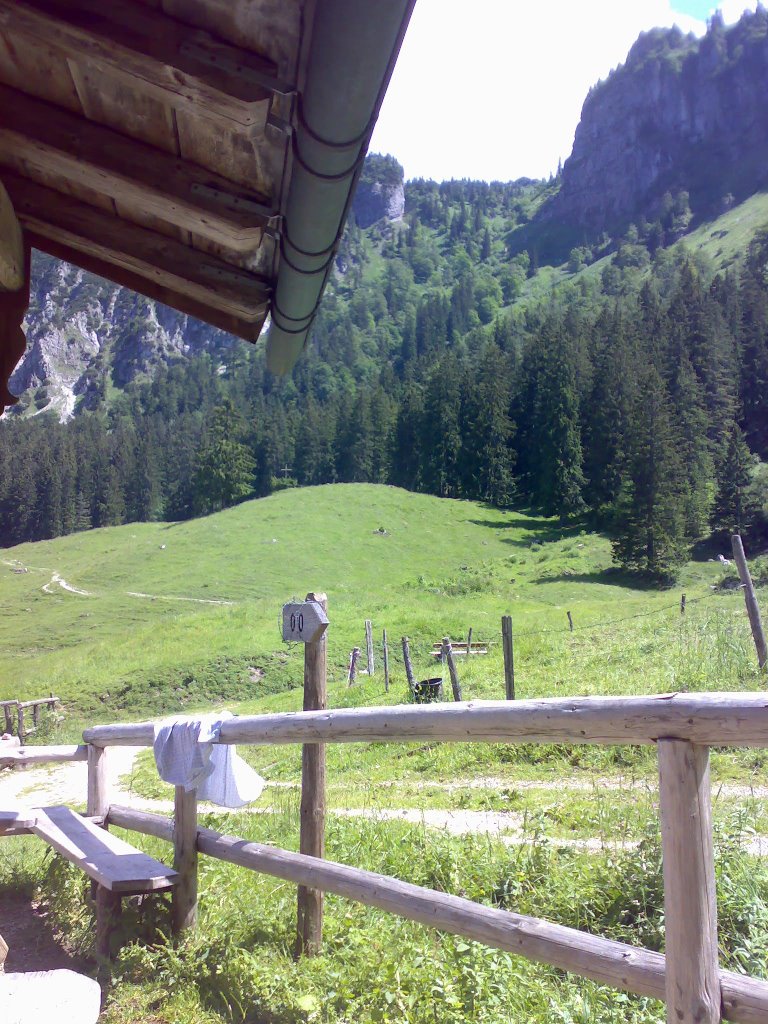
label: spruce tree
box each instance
[712,420,756,536]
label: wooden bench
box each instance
[1,805,180,957]
[33,805,177,894]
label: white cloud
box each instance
[370,0,755,182]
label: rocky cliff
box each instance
[351,152,405,228]
[535,9,768,252]
[9,254,233,420]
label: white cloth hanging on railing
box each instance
[153,711,264,808]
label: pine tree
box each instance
[712,420,756,536]
[192,400,255,515]
[612,366,688,579]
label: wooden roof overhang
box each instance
[0,0,415,409]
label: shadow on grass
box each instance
[532,567,664,591]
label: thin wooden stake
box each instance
[402,637,416,694]
[732,534,768,671]
[16,705,25,744]
[172,786,198,934]
[382,629,390,693]
[681,593,686,616]
[567,610,574,632]
[347,647,360,687]
[658,740,720,1024]
[442,638,462,701]
[501,616,515,700]
[466,627,473,655]
[297,591,327,958]
[365,619,375,676]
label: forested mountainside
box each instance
[2,10,768,581]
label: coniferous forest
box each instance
[2,175,767,582]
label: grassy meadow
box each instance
[1,483,767,1023]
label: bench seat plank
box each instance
[0,809,36,831]
[33,805,177,893]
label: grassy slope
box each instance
[0,483,743,718]
[3,484,767,1024]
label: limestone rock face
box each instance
[540,11,768,238]
[8,253,233,420]
[352,153,405,228]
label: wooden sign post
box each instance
[285,593,329,957]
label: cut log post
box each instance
[658,740,720,1024]
[95,885,122,961]
[402,637,416,695]
[87,744,109,821]
[172,786,198,935]
[731,534,767,671]
[442,638,462,702]
[382,629,390,693]
[466,627,473,654]
[3,702,15,734]
[297,592,327,958]
[501,616,515,700]
[32,704,39,728]
[346,647,360,687]
[567,610,574,632]
[365,619,374,676]
[16,705,25,744]
[681,593,686,616]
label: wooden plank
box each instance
[33,805,178,892]
[0,809,37,830]
[27,230,266,341]
[658,741,721,1024]
[172,787,198,934]
[0,0,287,128]
[297,591,327,957]
[0,85,275,251]
[0,180,23,291]
[194,824,768,1024]
[3,176,271,320]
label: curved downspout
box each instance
[266,0,415,375]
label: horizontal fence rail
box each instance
[84,693,768,749]
[10,690,768,1023]
[105,804,768,1024]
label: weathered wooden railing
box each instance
[0,695,60,742]
[75,693,768,1024]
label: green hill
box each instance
[0,484,755,724]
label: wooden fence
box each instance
[63,692,768,1024]
[0,695,59,742]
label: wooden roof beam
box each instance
[0,0,294,129]
[0,85,276,253]
[2,175,271,324]
[0,180,23,292]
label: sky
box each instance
[370,0,758,183]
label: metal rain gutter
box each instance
[266,0,416,375]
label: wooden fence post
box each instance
[501,616,515,700]
[347,647,360,687]
[442,638,462,701]
[172,786,198,934]
[87,744,109,821]
[466,627,473,654]
[365,619,375,676]
[731,534,767,671]
[402,637,415,694]
[567,610,574,632]
[681,593,686,616]
[16,705,25,744]
[658,740,720,1024]
[382,629,390,693]
[297,592,327,957]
